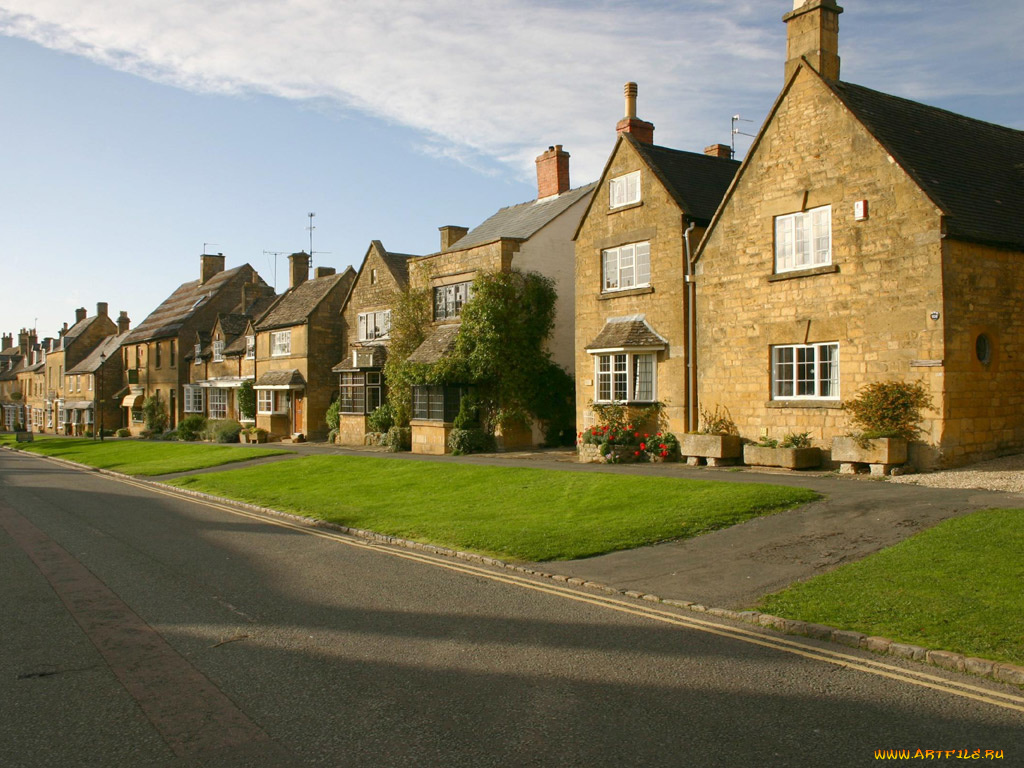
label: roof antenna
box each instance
[203,242,220,254]
[306,212,331,270]
[263,250,287,292]
[731,115,755,159]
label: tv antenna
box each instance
[263,250,287,291]
[731,115,756,159]
[305,212,331,268]
[203,242,220,254]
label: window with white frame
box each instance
[183,385,205,413]
[593,352,656,403]
[358,311,391,341]
[212,340,224,362]
[774,206,832,273]
[609,171,641,209]
[602,242,651,292]
[270,330,291,357]
[257,389,274,414]
[433,282,473,321]
[771,343,839,400]
[208,388,228,419]
[245,335,255,359]
[194,344,202,365]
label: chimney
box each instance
[97,301,108,317]
[1,333,11,351]
[18,328,30,354]
[439,226,469,251]
[74,307,87,323]
[704,143,733,159]
[289,252,310,289]
[117,311,131,334]
[200,252,226,284]
[784,0,843,82]
[314,266,336,278]
[535,145,571,199]
[616,82,655,144]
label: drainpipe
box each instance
[683,219,697,433]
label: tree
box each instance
[382,287,433,426]
[237,380,256,421]
[142,392,169,434]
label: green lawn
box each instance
[757,508,1024,666]
[166,455,819,562]
[1,435,290,476]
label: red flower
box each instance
[657,432,663,437]
[640,442,646,450]
[660,450,668,458]
[659,443,666,450]
[634,450,641,456]
[602,425,609,431]
[634,432,640,438]
[644,433,650,438]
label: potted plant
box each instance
[678,405,742,466]
[832,381,933,474]
[743,432,821,469]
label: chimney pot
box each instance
[288,252,310,289]
[704,143,733,159]
[535,144,571,199]
[117,311,131,334]
[439,226,469,251]
[616,82,655,144]
[75,307,87,323]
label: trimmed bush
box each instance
[448,427,496,455]
[178,414,207,441]
[385,426,411,452]
[116,428,131,438]
[367,402,395,434]
[207,419,242,443]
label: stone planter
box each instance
[743,444,821,470]
[678,433,742,466]
[831,436,908,476]
[578,443,646,464]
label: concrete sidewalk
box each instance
[152,440,1024,610]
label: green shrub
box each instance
[178,414,207,441]
[237,381,256,421]
[698,404,738,435]
[780,432,812,449]
[367,402,395,434]
[844,381,934,440]
[210,419,242,443]
[327,428,339,444]
[325,399,340,432]
[452,393,480,429]
[448,427,496,455]
[385,426,411,452]
[142,393,168,433]
[116,428,131,438]
[156,429,179,441]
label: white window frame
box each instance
[609,171,641,209]
[257,389,274,414]
[771,342,840,400]
[592,351,657,404]
[358,310,392,341]
[183,385,205,413]
[601,241,650,292]
[208,388,228,420]
[270,330,291,357]
[212,340,224,362]
[774,205,832,273]
[245,335,255,359]
[194,344,202,365]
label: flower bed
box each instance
[578,425,679,464]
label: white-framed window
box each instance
[245,335,255,359]
[183,385,205,413]
[774,205,832,273]
[88,374,93,391]
[771,343,839,400]
[433,282,473,321]
[212,340,224,362]
[602,242,651,292]
[271,330,291,357]
[257,389,274,414]
[609,171,641,209]
[194,344,202,365]
[208,388,228,420]
[358,311,392,341]
[593,352,656,403]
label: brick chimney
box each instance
[314,266,336,278]
[117,311,131,334]
[616,82,655,144]
[1,333,11,351]
[200,252,226,284]
[289,252,310,289]
[18,328,31,354]
[75,307,87,323]
[97,301,108,318]
[784,0,843,82]
[439,226,469,251]
[535,145,570,199]
[704,143,733,159]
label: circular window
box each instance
[976,334,992,365]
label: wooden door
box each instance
[294,393,304,435]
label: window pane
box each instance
[772,347,794,398]
[613,354,628,401]
[602,250,618,291]
[634,354,654,401]
[619,244,635,288]
[635,242,650,286]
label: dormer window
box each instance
[194,344,202,365]
[609,171,641,209]
[245,335,255,359]
[212,340,224,362]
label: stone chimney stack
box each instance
[439,226,469,251]
[616,82,655,144]
[1,333,11,351]
[200,252,226,285]
[784,0,843,82]
[535,145,571,199]
[117,311,131,334]
[75,307,87,323]
[97,301,108,318]
[314,266,336,278]
[18,328,31,354]
[289,252,310,290]
[704,143,733,159]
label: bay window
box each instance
[594,352,656,403]
[208,388,228,420]
[339,372,384,415]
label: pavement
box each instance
[149,441,1024,610]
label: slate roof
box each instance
[124,266,255,343]
[332,344,388,372]
[66,333,128,375]
[379,247,417,289]
[406,324,461,365]
[629,137,741,224]
[63,315,100,344]
[829,80,1024,249]
[449,182,598,251]
[585,316,668,350]
[254,369,306,388]
[257,271,352,331]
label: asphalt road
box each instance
[2,449,1022,767]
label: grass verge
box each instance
[165,455,819,562]
[757,508,1024,666]
[0,435,290,476]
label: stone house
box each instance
[48,305,120,434]
[694,0,1024,468]
[0,331,28,430]
[64,331,128,436]
[120,254,270,434]
[574,83,739,437]
[253,252,355,441]
[404,146,596,454]
[332,240,418,445]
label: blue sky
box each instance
[1,1,1022,341]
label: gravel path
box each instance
[889,453,1024,494]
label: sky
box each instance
[1,0,1022,342]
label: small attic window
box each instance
[370,268,378,285]
[191,293,210,310]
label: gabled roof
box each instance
[448,182,598,251]
[66,332,128,375]
[630,138,741,224]
[256,269,354,331]
[63,315,100,343]
[124,266,257,343]
[377,243,418,289]
[828,80,1024,249]
[586,316,668,350]
[406,324,461,365]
